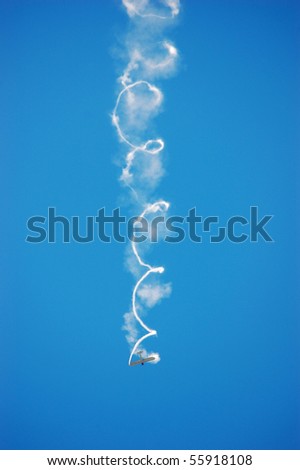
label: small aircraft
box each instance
[130,350,156,366]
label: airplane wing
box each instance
[129,359,144,366]
[129,356,156,366]
[142,356,156,363]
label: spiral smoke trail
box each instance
[112,0,180,365]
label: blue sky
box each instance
[1,0,299,450]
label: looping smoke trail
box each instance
[113,0,180,365]
[128,200,169,365]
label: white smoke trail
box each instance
[122,0,180,19]
[113,0,180,365]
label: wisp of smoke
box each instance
[122,0,180,19]
[112,0,180,365]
